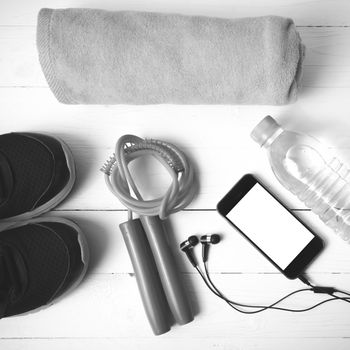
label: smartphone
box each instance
[216,174,324,279]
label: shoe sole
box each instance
[0,136,76,230]
[1,216,90,317]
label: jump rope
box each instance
[102,135,196,219]
[102,135,350,334]
[101,135,197,335]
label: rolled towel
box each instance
[37,9,304,105]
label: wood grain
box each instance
[42,210,350,274]
[1,0,350,348]
[2,86,350,211]
[1,0,350,26]
[1,273,350,338]
[2,338,350,350]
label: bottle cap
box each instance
[250,116,281,147]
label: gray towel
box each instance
[37,9,304,105]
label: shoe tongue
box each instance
[0,151,13,206]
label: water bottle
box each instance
[251,115,350,242]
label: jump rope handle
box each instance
[119,219,171,335]
[140,215,194,325]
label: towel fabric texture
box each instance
[37,9,305,105]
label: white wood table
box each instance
[1,1,350,349]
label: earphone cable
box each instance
[196,263,315,313]
[299,273,350,304]
[202,263,315,313]
[194,265,244,313]
[200,261,350,313]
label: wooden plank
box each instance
[0,88,278,210]
[0,273,350,338]
[2,27,350,87]
[2,86,350,211]
[43,210,350,274]
[1,0,350,26]
[1,0,349,347]
[2,338,350,350]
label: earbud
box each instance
[200,234,221,263]
[180,235,199,267]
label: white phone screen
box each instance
[226,183,314,270]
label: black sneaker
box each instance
[0,217,89,317]
[0,133,75,222]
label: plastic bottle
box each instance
[251,115,350,242]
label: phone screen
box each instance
[226,182,314,270]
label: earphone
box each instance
[180,235,199,267]
[200,234,220,263]
[180,234,350,314]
